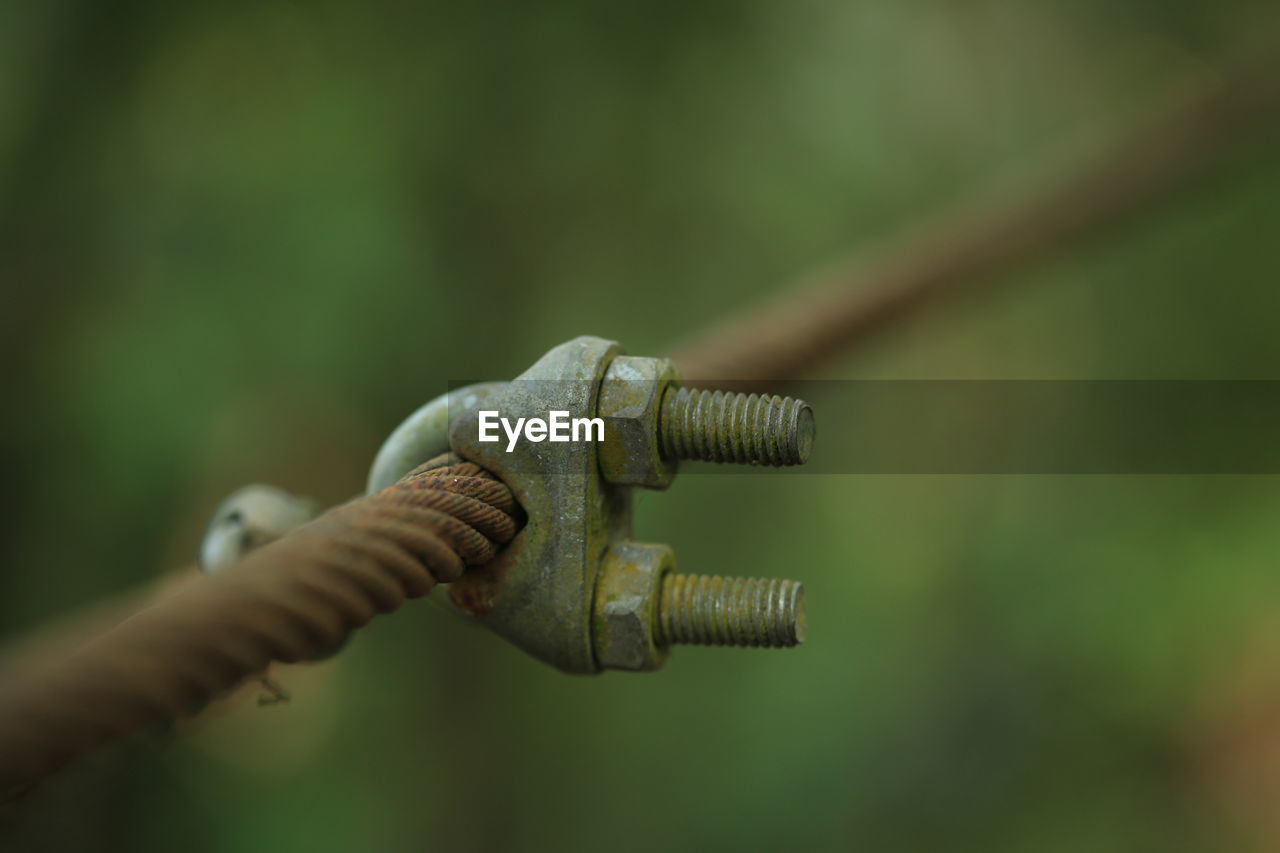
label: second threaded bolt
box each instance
[657,573,806,648]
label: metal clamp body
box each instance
[365,335,811,674]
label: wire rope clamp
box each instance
[368,335,815,674]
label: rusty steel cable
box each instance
[668,46,1280,386]
[0,456,520,799]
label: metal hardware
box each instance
[199,485,319,574]
[368,335,815,674]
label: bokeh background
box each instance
[3,1,1280,850]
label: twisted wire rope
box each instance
[0,456,520,798]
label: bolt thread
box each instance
[659,387,814,466]
[657,574,806,647]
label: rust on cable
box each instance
[0,456,520,800]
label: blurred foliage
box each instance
[2,1,1279,851]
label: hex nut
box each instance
[596,355,679,488]
[592,541,674,672]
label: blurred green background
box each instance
[3,1,1280,850]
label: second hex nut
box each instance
[592,541,674,671]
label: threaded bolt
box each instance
[658,387,815,466]
[656,573,806,647]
